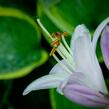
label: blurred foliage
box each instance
[0,7,48,79]
[39,0,95,34]
[39,0,109,33]
[0,0,108,109]
[0,0,48,109]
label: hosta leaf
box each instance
[0,7,48,79]
[41,0,61,8]
[40,0,95,34]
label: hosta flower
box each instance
[101,25,109,70]
[23,18,109,107]
[92,17,109,70]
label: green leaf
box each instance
[50,89,103,109]
[106,78,109,87]
[96,38,103,63]
[41,0,61,8]
[40,0,95,34]
[94,0,109,23]
[38,15,60,43]
[0,7,48,79]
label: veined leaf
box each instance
[0,7,48,79]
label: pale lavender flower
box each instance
[23,18,109,107]
[101,26,109,70]
[92,17,109,71]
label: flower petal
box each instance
[70,25,107,93]
[63,83,109,107]
[66,72,91,88]
[101,26,109,70]
[70,25,93,73]
[49,60,71,76]
[70,24,91,48]
[23,73,66,95]
[92,17,109,50]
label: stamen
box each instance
[51,32,75,68]
[51,38,60,47]
[37,19,75,70]
[37,19,53,41]
[61,34,73,56]
[50,32,63,56]
[62,32,68,37]
[50,33,61,56]
[53,54,72,74]
[50,47,57,56]
[50,32,75,71]
[58,44,75,68]
[56,49,74,71]
[52,32,61,38]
